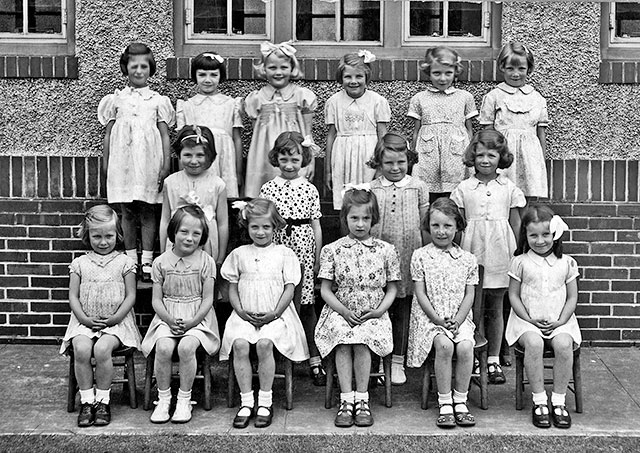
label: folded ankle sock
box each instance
[79,388,95,405]
[141,250,154,265]
[258,389,273,408]
[177,389,192,401]
[438,392,453,414]
[452,389,468,405]
[125,249,138,262]
[157,388,172,402]
[340,391,355,404]
[392,354,404,365]
[354,391,369,403]
[532,391,548,407]
[309,356,322,368]
[488,356,500,365]
[95,388,111,404]
[551,392,566,407]
[237,391,254,416]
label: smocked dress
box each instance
[325,89,391,209]
[219,244,309,362]
[370,175,429,298]
[162,169,226,261]
[141,249,220,356]
[243,83,317,197]
[450,174,526,289]
[505,251,581,345]
[98,86,176,204]
[406,244,478,367]
[60,252,141,354]
[259,176,321,305]
[314,236,401,357]
[176,93,244,197]
[479,83,549,198]
[407,86,478,193]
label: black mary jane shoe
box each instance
[93,402,111,426]
[77,402,95,428]
[232,406,253,429]
[551,405,572,429]
[532,404,551,428]
[254,406,273,428]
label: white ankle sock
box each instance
[354,391,369,403]
[237,391,254,416]
[95,388,110,404]
[141,250,153,265]
[488,356,500,365]
[125,249,137,262]
[309,356,322,368]
[258,389,273,408]
[532,391,548,406]
[157,388,172,402]
[79,388,95,405]
[551,391,566,407]
[438,392,453,414]
[177,389,192,401]
[340,391,355,404]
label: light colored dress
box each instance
[141,249,220,356]
[450,174,526,289]
[505,251,581,345]
[243,83,317,197]
[98,86,176,204]
[60,251,141,354]
[479,82,549,198]
[259,176,321,306]
[406,244,478,368]
[407,86,478,193]
[325,90,391,209]
[370,175,429,298]
[176,93,244,197]
[162,169,226,261]
[314,236,401,357]
[219,244,309,362]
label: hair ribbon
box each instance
[301,135,321,156]
[341,182,371,198]
[180,191,214,221]
[357,49,376,64]
[549,215,569,241]
[181,126,209,144]
[202,53,224,64]
[231,200,248,220]
[260,41,297,59]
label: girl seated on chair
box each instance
[506,205,580,429]
[220,198,309,429]
[406,197,479,429]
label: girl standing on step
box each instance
[142,206,220,424]
[220,198,309,429]
[60,204,141,428]
[506,205,579,429]
[315,187,400,428]
[407,198,479,429]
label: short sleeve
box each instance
[200,252,217,282]
[463,91,479,120]
[243,91,260,120]
[417,180,430,220]
[157,96,176,127]
[317,245,335,281]
[298,87,317,114]
[121,255,137,277]
[466,254,479,286]
[385,244,401,282]
[220,249,240,283]
[151,257,164,285]
[309,184,322,220]
[479,90,497,126]
[97,94,116,125]
[406,93,422,120]
[537,95,549,127]
[282,247,302,285]
[324,94,338,125]
[507,255,523,282]
[449,183,465,209]
[509,181,527,208]
[374,94,391,123]
[410,250,425,282]
[69,257,82,276]
[232,97,244,129]
[175,99,187,130]
[565,256,580,284]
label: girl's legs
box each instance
[452,340,476,426]
[500,292,512,366]
[433,334,455,427]
[550,334,574,428]
[173,336,201,423]
[119,203,138,258]
[138,201,157,281]
[518,331,550,427]
[150,337,178,423]
[71,335,96,427]
[391,296,411,385]
[255,339,275,427]
[301,305,325,386]
[92,334,121,426]
[232,339,255,427]
[353,344,374,426]
[334,344,355,427]
[484,288,507,384]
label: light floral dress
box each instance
[407,86,477,193]
[505,251,581,345]
[325,89,391,209]
[176,93,244,197]
[98,86,175,204]
[60,252,141,354]
[450,174,526,289]
[243,83,317,197]
[219,244,309,362]
[141,249,220,356]
[407,244,478,368]
[314,236,401,357]
[479,83,549,197]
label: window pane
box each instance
[616,2,640,38]
[0,0,23,33]
[193,0,266,36]
[193,0,226,34]
[447,2,481,37]
[296,0,379,42]
[30,0,61,34]
[409,2,443,37]
[233,0,265,35]
[343,0,379,41]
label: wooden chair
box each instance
[143,346,214,411]
[421,265,489,410]
[67,345,137,412]
[514,342,583,413]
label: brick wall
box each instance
[1,156,639,346]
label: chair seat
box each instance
[474,332,488,350]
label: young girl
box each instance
[176,52,244,197]
[220,198,309,429]
[450,130,525,385]
[159,125,229,267]
[315,188,400,428]
[98,42,175,282]
[407,46,477,203]
[506,205,579,429]
[369,133,429,385]
[479,42,549,198]
[141,206,220,424]
[60,205,141,427]
[258,131,325,386]
[407,198,479,429]
[325,51,391,209]
[244,41,318,197]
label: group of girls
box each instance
[59,38,581,432]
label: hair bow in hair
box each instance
[202,53,224,64]
[549,215,569,241]
[231,200,248,219]
[260,41,297,59]
[181,125,209,145]
[341,182,371,198]
[357,49,376,64]
[181,191,214,221]
[301,135,321,156]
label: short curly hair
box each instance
[267,131,313,168]
[120,42,156,77]
[167,205,209,246]
[77,204,124,248]
[236,198,286,231]
[173,125,217,168]
[497,42,535,75]
[422,197,466,233]
[335,52,372,84]
[420,46,462,77]
[463,129,513,170]
[339,189,380,235]
[254,48,303,81]
[367,132,417,169]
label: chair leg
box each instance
[421,361,430,410]
[203,353,212,411]
[515,353,524,410]
[478,348,489,410]
[67,353,77,412]
[143,353,154,411]
[573,349,583,413]
[324,353,335,409]
[383,354,392,408]
[227,355,236,408]
[285,358,293,410]
[125,352,138,409]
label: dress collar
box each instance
[273,175,305,188]
[87,250,120,267]
[341,236,377,248]
[425,85,458,95]
[167,249,199,269]
[424,243,464,260]
[467,174,509,189]
[124,85,155,100]
[497,82,534,95]
[190,93,223,105]
[526,249,558,267]
[264,83,295,101]
[380,175,411,188]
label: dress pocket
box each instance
[449,135,468,156]
[418,132,436,154]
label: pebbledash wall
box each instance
[1,1,639,345]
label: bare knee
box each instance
[93,341,115,363]
[72,338,93,363]
[552,335,573,359]
[521,333,543,355]
[155,339,176,360]
[434,336,454,359]
[455,341,473,361]
[256,339,273,358]
[233,339,250,358]
[177,338,199,359]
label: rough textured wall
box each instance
[1,2,639,159]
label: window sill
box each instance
[0,55,78,79]
[599,60,640,84]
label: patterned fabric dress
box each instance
[370,175,429,298]
[479,83,549,198]
[406,244,478,368]
[60,251,141,354]
[141,249,220,356]
[176,93,244,197]
[407,86,478,193]
[259,176,322,305]
[325,90,391,209]
[98,86,175,204]
[314,236,401,357]
[243,83,317,197]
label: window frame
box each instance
[601,2,640,61]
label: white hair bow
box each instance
[301,135,321,156]
[549,215,569,241]
[202,53,224,64]
[357,49,376,64]
[341,182,371,198]
[260,41,297,59]
[231,200,248,219]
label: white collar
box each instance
[498,82,534,95]
[424,243,464,259]
[526,249,559,266]
[425,85,458,95]
[467,174,509,189]
[380,175,411,187]
[263,83,295,101]
[273,175,305,187]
